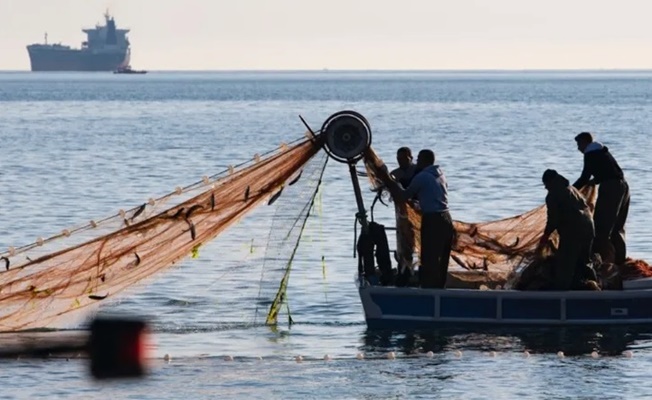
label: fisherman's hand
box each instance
[536,234,550,252]
[376,164,392,181]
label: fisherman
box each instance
[386,149,454,288]
[391,147,417,188]
[390,147,418,283]
[573,132,630,265]
[539,169,595,290]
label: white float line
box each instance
[158,350,633,363]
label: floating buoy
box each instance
[557,351,565,358]
[489,351,496,357]
[387,352,396,360]
[295,355,303,363]
[148,198,156,206]
[356,353,364,360]
[454,350,462,358]
[175,186,183,195]
[163,354,171,362]
[524,351,530,357]
[36,237,44,246]
[426,351,434,358]
[323,354,332,361]
[591,351,599,358]
[224,355,234,361]
[90,220,97,228]
[624,350,633,358]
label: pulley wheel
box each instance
[320,111,372,163]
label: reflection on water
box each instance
[361,325,652,356]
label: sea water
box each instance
[1,71,652,399]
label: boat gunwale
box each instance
[360,285,652,300]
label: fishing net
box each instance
[361,147,652,289]
[0,135,325,332]
[3,112,650,333]
[254,149,329,326]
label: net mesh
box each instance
[255,150,329,325]
[0,136,323,331]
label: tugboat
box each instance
[114,65,147,74]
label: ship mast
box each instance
[44,32,48,44]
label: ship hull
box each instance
[26,45,129,72]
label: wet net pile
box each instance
[0,135,325,331]
[362,147,652,289]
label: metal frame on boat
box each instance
[317,110,652,328]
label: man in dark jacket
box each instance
[573,132,630,264]
[386,149,455,288]
[540,169,595,290]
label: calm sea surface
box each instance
[1,71,652,399]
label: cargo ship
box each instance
[26,12,130,72]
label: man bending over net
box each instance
[539,169,596,290]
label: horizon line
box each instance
[3,68,652,73]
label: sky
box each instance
[1,0,652,70]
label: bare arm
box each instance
[386,175,419,203]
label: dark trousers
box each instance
[420,211,455,288]
[554,223,594,290]
[593,179,630,264]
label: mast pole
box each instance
[348,162,368,231]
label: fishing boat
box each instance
[317,110,652,328]
[114,65,147,74]
[358,284,652,328]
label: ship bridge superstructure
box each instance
[82,12,130,50]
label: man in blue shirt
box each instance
[386,149,455,288]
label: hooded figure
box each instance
[387,149,454,288]
[540,169,595,290]
[573,132,629,265]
